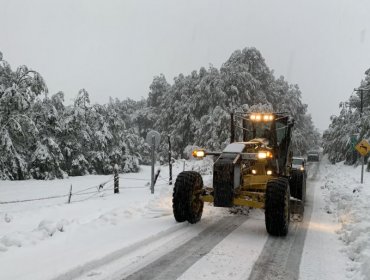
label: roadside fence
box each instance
[0,169,176,206]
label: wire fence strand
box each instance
[118,176,149,181]
[1,172,171,205]
[0,194,69,204]
[0,177,115,205]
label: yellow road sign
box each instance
[355,139,370,156]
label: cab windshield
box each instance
[245,121,273,140]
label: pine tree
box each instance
[0,53,47,179]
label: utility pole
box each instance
[354,86,370,117]
[360,89,364,117]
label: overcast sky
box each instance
[1,0,370,131]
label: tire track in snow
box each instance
[248,162,320,280]
[122,215,248,280]
[52,222,189,280]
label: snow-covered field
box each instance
[0,157,369,280]
[0,165,172,279]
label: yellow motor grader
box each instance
[172,112,306,236]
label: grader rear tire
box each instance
[265,178,290,236]
[172,171,204,224]
[290,170,305,202]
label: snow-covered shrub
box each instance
[70,154,89,176]
[0,129,28,180]
[122,155,139,173]
[89,151,112,175]
[30,139,65,179]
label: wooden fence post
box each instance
[114,164,119,194]
[153,169,161,187]
[68,184,73,204]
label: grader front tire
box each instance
[172,171,204,224]
[265,178,290,236]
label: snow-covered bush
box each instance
[30,139,65,179]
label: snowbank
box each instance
[321,158,370,280]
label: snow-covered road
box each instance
[75,160,348,280]
[1,158,368,280]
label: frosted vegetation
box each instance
[0,47,320,180]
[323,69,370,169]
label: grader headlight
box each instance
[250,114,274,122]
[192,149,205,158]
[258,152,267,159]
[258,151,273,159]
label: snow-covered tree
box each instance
[1,47,319,180]
[141,47,319,158]
[0,53,47,179]
[323,70,370,167]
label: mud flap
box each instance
[290,198,304,221]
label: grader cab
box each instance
[172,112,306,236]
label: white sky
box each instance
[1,0,370,131]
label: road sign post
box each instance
[168,135,172,185]
[151,135,155,194]
[355,139,370,184]
[146,130,161,194]
[361,156,364,184]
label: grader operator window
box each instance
[241,113,291,149]
[244,121,274,144]
[252,122,273,139]
[243,113,276,143]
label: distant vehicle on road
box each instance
[307,151,320,162]
[292,157,306,173]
